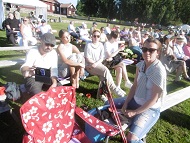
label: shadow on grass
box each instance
[0,35,12,47]
[166,81,189,93]
[0,53,25,59]
[161,109,190,130]
[0,111,24,143]
[0,65,24,85]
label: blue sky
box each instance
[58,0,78,7]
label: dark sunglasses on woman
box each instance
[142,47,157,53]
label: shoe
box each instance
[184,77,190,81]
[116,87,126,95]
[125,80,133,88]
[113,87,126,97]
[100,95,108,102]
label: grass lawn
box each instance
[0,18,190,143]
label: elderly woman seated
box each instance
[79,23,92,43]
[17,17,37,46]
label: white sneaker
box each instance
[125,80,133,88]
[100,95,108,102]
[116,86,126,95]
[113,87,126,97]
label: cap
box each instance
[93,22,97,25]
[41,19,46,23]
[176,35,186,42]
[41,33,56,46]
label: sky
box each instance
[58,0,78,7]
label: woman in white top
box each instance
[18,17,37,46]
[84,29,126,97]
[106,38,166,142]
[99,27,108,44]
[57,30,85,88]
[104,30,133,91]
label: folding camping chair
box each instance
[88,80,128,143]
[20,85,127,143]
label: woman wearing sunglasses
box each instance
[106,37,166,143]
[57,30,85,88]
[84,29,126,98]
[104,30,133,92]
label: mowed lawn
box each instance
[0,18,190,143]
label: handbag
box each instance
[104,53,123,68]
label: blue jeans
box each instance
[105,97,160,143]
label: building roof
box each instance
[40,0,59,4]
[60,3,75,9]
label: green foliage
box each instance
[77,0,189,26]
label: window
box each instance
[47,5,50,10]
[57,7,59,12]
[52,6,55,11]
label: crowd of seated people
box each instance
[10,19,190,143]
[3,11,54,47]
[4,16,190,100]
[160,35,190,82]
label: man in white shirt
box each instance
[20,33,58,96]
[38,19,52,36]
[68,21,79,40]
[104,23,111,36]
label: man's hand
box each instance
[23,67,36,78]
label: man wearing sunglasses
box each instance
[20,33,58,97]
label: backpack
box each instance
[4,82,21,101]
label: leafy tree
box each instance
[76,0,99,17]
[178,0,190,24]
[76,0,189,26]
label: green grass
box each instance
[0,18,190,143]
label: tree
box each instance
[76,0,188,26]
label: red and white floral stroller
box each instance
[20,81,127,143]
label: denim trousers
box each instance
[105,97,160,143]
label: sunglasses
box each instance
[45,43,54,47]
[142,47,157,53]
[93,35,100,38]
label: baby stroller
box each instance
[20,81,127,142]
